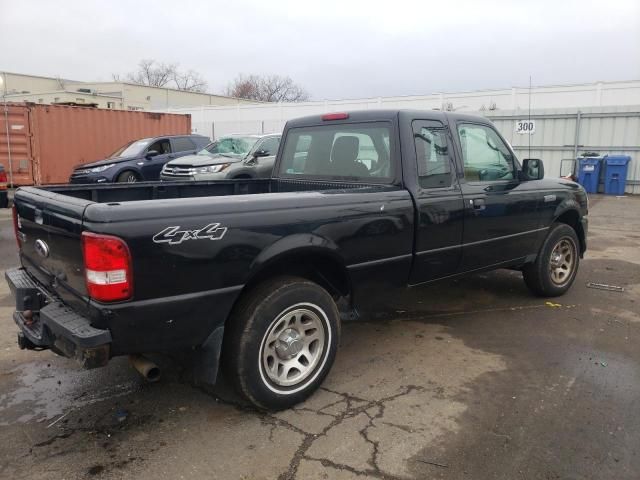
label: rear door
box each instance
[454,122,541,270]
[408,119,465,284]
[140,138,172,180]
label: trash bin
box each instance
[604,155,631,195]
[577,157,603,193]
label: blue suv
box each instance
[69,134,210,183]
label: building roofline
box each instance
[4,90,122,99]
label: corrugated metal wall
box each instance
[485,107,640,193]
[0,103,192,185]
[166,102,640,194]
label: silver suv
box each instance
[160,133,281,181]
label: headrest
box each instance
[331,136,359,163]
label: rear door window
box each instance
[172,137,197,152]
[278,122,393,181]
[413,120,453,189]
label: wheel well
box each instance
[117,169,140,180]
[243,252,351,300]
[555,209,585,254]
[233,174,252,179]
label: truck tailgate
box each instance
[14,187,90,312]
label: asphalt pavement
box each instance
[0,194,638,480]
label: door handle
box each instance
[470,198,486,210]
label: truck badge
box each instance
[35,239,50,258]
[152,223,228,245]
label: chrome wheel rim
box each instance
[261,306,326,388]
[126,174,137,183]
[549,237,576,286]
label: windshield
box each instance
[198,136,258,157]
[110,138,152,158]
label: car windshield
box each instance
[198,136,258,157]
[110,138,152,158]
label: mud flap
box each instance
[193,326,224,387]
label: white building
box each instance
[0,71,256,110]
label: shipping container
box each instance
[0,103,191,185]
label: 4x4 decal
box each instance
[153,223,228,245]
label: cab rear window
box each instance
[278,122,393,182]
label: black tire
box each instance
[523,223,580,297]
[116,171,138,183]
[223,276,340,410]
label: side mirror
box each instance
[145,150,160,159]
[521,158,544,180]
[252,149,270,159]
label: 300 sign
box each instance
[515,120,536,134]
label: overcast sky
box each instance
[1,0,639,100]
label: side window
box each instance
[413,121,452,189]
[290,135,312,173]
[258,137,281,155]
[147,139,171,154]
[457,124,514,182]
[172,137,196,152]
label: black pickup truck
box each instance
[6,110,588,410]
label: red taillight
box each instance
[81,232,133,302]
[321,112,349,121]
[0,170,7,191]
[12,206,20,248]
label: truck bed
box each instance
[38,178,375,204]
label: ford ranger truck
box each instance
[6,110,588,410]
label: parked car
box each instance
[7,110,588,410]
[161,133,281,181]
[69,135,210,184]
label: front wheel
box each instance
[523,223,580,297]
[116,171,138,183]
[223,276,340,410]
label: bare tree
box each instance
[226,74,309,102]
[173,69,208,93]
[115,60,208,92]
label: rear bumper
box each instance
[5,268,111,368]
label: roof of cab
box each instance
[284,109,492,128]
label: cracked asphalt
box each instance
[1,194,639,480]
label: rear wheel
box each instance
[223,276,340,410]
[523,223,580,297]
[116,171,139,183]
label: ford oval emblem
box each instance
[35,239,50,258]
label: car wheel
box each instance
[117,171,138,183]
[523,223,580,297]
[223,276,340,410]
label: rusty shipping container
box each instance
[0,103,191,185]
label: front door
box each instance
[141,138,172,180]
[409,120,465,284]
[454,122,541,271]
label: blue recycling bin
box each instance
[604,155,631,195]
[577,157,602,193]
